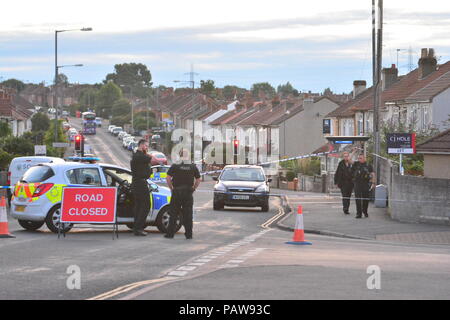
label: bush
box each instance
[31,113,50,132]
[286,171,296,182]
[0,149,14,170]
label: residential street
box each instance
[1,119,449,300]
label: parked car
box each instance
[213,165,271,212]
[112,127,123,136]
[149,151,168,166]
[108,125,116,133]
[10,162,180,234]
[118,131,127,140]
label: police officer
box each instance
[352,154,376,219]
[334,151,354,215]
[165,152,201,239]
[130,139,152,236]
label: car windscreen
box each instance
[220,168,265,182]
[21,165,55,183]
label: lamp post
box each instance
[54,27,92,141]
[174,79,197,160]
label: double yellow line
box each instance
[88,276,176,300]
[261,200,286,229]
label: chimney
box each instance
[418,48,437,79]
[382,64,399,90]
[353,81,367,98]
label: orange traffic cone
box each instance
[286,205,311,245]
[0,196,15,238]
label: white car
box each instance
[108,125,116,133]
[118,131,127,140]
[10,162,180,234]
[112,127,123,136]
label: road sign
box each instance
[52,142,69,148]
[34,145,46,156]
[60,187,117,224]
[387,133,416,154]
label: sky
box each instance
[1,0,450,94]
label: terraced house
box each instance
[324,48,450,137]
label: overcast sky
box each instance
[1,0,450,93]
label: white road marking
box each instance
[168,271,188,277]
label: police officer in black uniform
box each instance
[334,151,354,215]
[352,154,376,219]
[130,139,152,236]
[165,153,201,239]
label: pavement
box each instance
[275,188,450,245]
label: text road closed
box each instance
[61,187,117,224]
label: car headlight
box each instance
[255,184,269,193]
[214,183,227,192]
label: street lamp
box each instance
[173,79,197,160]
[54,27,92,141]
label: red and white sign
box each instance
[61,187,117,224]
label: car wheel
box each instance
[18,220,44,231]
[213,201,224,211]
[156,206,181,234]
[261,203,269,212]
[45,205,73,234]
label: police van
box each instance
[10,162,179,234]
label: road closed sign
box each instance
[60,187,117,224]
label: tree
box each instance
[277,82,298,97]
[105,63,153,98]
[323,88,333,96]
[251,82,276,99]
[222,85,246,100]
[78,88,98,109]
[1,79,26,93]
[31,113,51,132]
[200,80,216,97]
[56,73,69,86]
[112,99,131,117]
[96,82,123,118]
[0,121,12,137]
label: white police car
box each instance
[10,161,180,234]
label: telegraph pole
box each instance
[373,0,383,184]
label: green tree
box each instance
[0,121,12,137]
[200,80,216,97]
[112,98,131,117]
[277,82,298,97]
[105,63,153,98]
[96,82,123,118]
[222,85,246,100]
[323,87,333,96]
[78,88,98,109]
[251,82,276,99]
[56,73,69,86]
[31,113,51,132]
[1,79,26,92]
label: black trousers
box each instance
[354,182,370,216]
[339,183,353,213]
[167,187,194,237]
[132,181,150,232]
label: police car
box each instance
[149,165,171,183]
[10,161,180,234]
